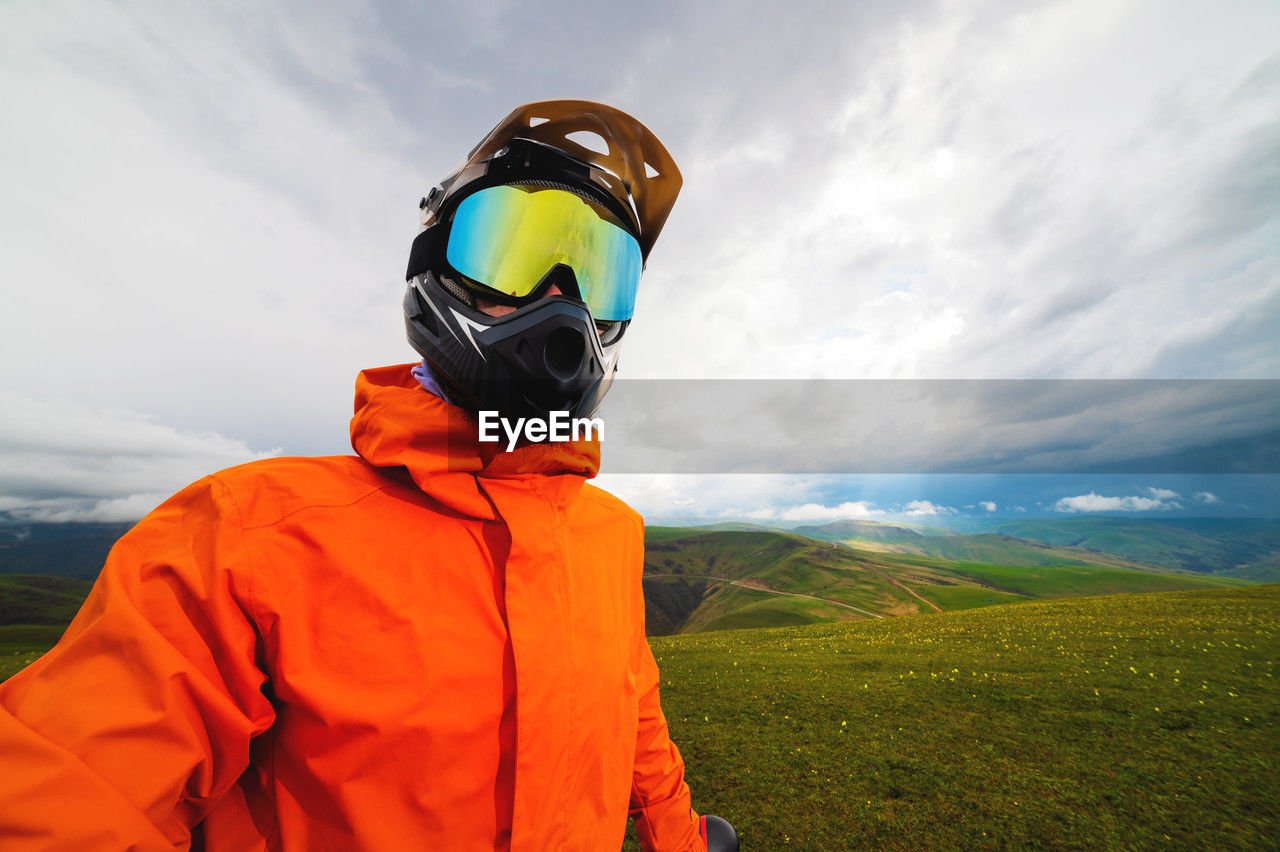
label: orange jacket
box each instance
[0,364,702,851]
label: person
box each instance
[0,100,718,851]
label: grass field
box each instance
[0,575,92,681]
[6,570,1276,849]
[624,584,1280,850]
[0,575,95,625]
[909,583,1028,611]
[903,557,1253,599]
[0,625,69,681]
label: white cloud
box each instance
[3,494,172,524]
[903,499,956,516]
[1053,491,1181,513]
[623,1,1280,381]
[1194,491,1222,504]
[980,500,997,512]
[593,473,893,523]
[0,390,278,520]
[743,501,885,522]
[1145,487,1181,500]
[0,0,417,456]
[592,472,829,521]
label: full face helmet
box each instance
[404,100,681,421]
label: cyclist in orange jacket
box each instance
[0,100,732,851]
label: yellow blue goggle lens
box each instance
[446,184,642,322]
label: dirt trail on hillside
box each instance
[727,579,885,618]
[827,543,944,614]
[646,572,884,619]
[882,573,944,613]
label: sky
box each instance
[1,0,1278,524]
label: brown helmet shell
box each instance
[441,99,682,262]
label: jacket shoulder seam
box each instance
[233,481,408,531]
[206,475,260,627]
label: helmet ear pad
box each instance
[404,271,625,422]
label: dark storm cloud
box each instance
[595,379,1280,473]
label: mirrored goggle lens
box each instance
[446,184,642,322]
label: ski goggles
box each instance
[445,184,643,322]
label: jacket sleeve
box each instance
[0,476,276,850]
[628,522,705,852]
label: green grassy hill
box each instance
[0,625,70,681]
[624,584,1280,850]
[794,519,1202,572]
[1230,553,1280,582]
[643,527,1248,635]
[989,517,1280,580]
[0,575,94,680]
[0,575,95,625]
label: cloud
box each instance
[591,472,1268,524]
[743,501,885,522]
[1194,491,1222,504]
[597,379,1280,474]
[592,472,831,522]
[0,1,419,456]
[1145,487,1182,500]
[903,500,956,516]
[618,1,1280,383]
[0,391,278,521]
[593,473,888,523]
[1053,491,1181,513]
[1,494,173,524]
[2,1,1279,515]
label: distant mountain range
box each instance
[2,517,1274,637]
[792,517,1280,579]
[0,522,133,580]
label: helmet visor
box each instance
[446,184,643,322]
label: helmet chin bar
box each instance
[405,273,620,424]
[486,302,608,420]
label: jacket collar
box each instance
[349,365,601,520]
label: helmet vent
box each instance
[418,299,438,336]
[566,130,610,156]
[438,273,476,307]
[529,116,549,127]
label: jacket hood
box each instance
[350,364,601,520]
